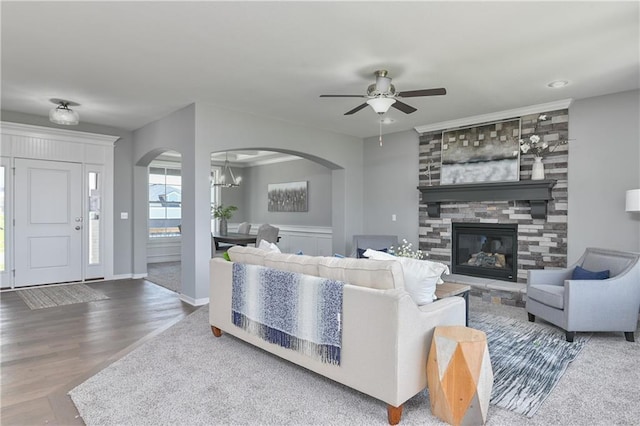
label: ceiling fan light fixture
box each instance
[49,99,80,125]
[367,97,396,114]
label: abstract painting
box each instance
[441,119,521,185]
[268,181,308,212]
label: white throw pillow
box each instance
[258,239,281,253]
[363,248,450,305]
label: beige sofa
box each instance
[209,246,465,424]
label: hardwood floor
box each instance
[1,279,197,425]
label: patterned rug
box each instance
[469,311,589,417]
[17,283,109,310]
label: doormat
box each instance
[17,283,109,310]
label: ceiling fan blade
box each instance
[391,100,417,114]
[344,103,369,115]
[320,94,367,98]
[397,88,447,98]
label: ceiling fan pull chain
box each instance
[379,119,383,147]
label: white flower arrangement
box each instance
[390,239,426,260]
[519,114,567,158]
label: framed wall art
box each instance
[268,181,308,212]
[440,118,521,185]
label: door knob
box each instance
[75,226,81,230]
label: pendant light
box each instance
[212,153,241,187]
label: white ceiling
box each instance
[2,2,638,139]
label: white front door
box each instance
[14,159,83,287]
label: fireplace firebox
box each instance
[451,223,518,282]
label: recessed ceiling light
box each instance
[547,80,569,89]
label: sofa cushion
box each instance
[363,249,449,305]
[264,252,321,276]
[227,246,268,266]
[317,257,404,290]
[571,265,610,280]
[527,284,565,309]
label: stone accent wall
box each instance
[418,109,569,283]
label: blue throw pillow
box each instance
[572,265,610,280]
[357,247,388,259]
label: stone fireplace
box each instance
[417,108,569,287]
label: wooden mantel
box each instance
[417,179,557,220]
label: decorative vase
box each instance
[219,218,228,236]
[531,156,545,180]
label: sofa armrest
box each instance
[528,268,573,287]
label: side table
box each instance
[427,326,493,426]
[435,283,471,326]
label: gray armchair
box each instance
[237,222,251,234]
[526,247,640,342]
[255,224,280,245]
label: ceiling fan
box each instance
[320,70,446,116]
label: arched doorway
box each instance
[139,150,183,293]
[210,149,336,256]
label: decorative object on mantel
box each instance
[626,189,640,212]
[441,118,521,185]
[519,114,570,180]
[212,204,237,236]
[417,179,557,220]
[425,160,434,186]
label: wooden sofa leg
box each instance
[565,331,575,342]
[211,326,222,337]
[387,404,403,425]
[527,313,535,322]
[624,332,635,342]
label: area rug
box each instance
[17,283,108,310]
[146,261,181,293]
[469,311,589,418]
[69,305,599,426]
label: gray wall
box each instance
[241,158,332,226]
[0,110,134,275]
[362,129,420,247]
[220,185,246,223]
[568,89,640,262]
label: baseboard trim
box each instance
[179,294,209,306]
[132,273,148,279]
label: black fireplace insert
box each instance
[451,223,518,281]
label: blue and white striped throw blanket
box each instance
[232,263,343,365]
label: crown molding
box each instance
[0,121,120,145]
[414,99,573,134]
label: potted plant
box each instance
[212,204,238,236]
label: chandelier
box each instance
[212,153,241,187]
